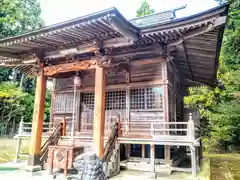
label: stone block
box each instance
[25,165,42,172]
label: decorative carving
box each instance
[96,55,113,67]
[56,150,64,161]
[44,60,97,76]
[72,153,107,180]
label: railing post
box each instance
[190,145,198,179]
[61,117,67,136]
[117,116,121,137]
[15,117,24,163]
[150,144,156,178]
[188,113,195,141]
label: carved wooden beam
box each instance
[43,56,164,76]
[43,59,97,76]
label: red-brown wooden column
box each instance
[27,72,46,169]
[93,65,106,159]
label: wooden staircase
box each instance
[40,121,63,167]
[40,120,120,177]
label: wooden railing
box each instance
[102,121,119,162]
[120,116,200,142]
[39,122,63,164]
[14,118,67,164]
[16,121,60,137]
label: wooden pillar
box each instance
[164,146,171,164]
[162,60,171,164]
[142,144,145,158]
[150,144,155,173]
[76,90,81,131]
[93,65,106,159]
[28,73,46,166]
[125,144,131,159]
[190,146,197,178]
[50,79,56,131]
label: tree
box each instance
[185,0,240,152]
[136,0,155,17]
[0,0,46,135]
[0,0,44,38]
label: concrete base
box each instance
[156,164,172,175]
[25,165,42,172]
[187,176,199,180]
[121,161,172,176]
[150,173,157,179]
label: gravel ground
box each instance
[0,169,190,180]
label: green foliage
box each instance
[185,0,240,151]
[136,0,155,17]
[0,82,24,98]
[0,0,49,134]
[0,0,44,38]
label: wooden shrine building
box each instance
[0,4,228,178]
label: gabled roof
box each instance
[0,3,228,86]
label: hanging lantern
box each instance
[74,75,82,87]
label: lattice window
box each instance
[65,93,74,113]
[106,90,126,110]
[81,93,95,111]
[130,88,145,110]
[54,94,66,113]
[54,93,74,113]
[130,87,163,110]
[146,87,163,109]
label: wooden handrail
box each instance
[40,121,63,164]
[102,121,119,162]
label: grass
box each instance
[209,154,240,180]
[0,137,47,163]
[198,159,211,180]
[198,154,240,180]
[0,138,29,163]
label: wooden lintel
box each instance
[44,57,164,77]
[43,60,96,76]
[75,79,167,92]
[131,57,164,66]
[53,79,168,94]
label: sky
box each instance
[39,0,219,26]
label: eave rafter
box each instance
[176,42,194,80]
[44,37,134,59]
[167,16,226,47]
